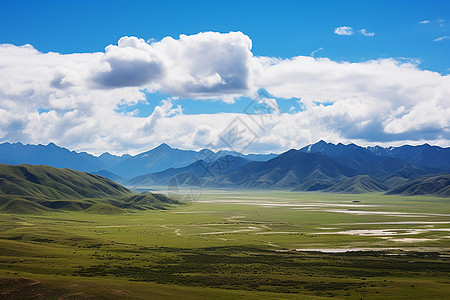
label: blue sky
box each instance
[0,0,449,154]
[2,0,449,73]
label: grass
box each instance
[0,190,449,299]
[0,164,179,214]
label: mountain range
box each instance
[301,140,450,172]
[0,142,276,179]
[0,140,449,197]
[127,141,450,197]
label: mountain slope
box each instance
[126,155,250,187]
[386,174,450,197]
[127,144,448,195]
[300,140,440,179]
[112,144,205,178]
[368,144,450,171]
[0,164,130,199]
[113,144,275,178]
[215,150,358,189]
[325,175,387,194]
[0,164,179,213]
[91,170,124,182]
[302,140,450,173]
[125,142,448,195]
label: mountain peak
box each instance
[315,140,328,145]
[154,143,172,150]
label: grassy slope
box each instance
[325,175,387,194]
[0,164,178,214]
[386,174,450,197]
[0,164,130,199]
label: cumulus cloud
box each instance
[257,97,280,115]
[383,98,449,134]
[359,29,375,36]
[90,32,254,99]
[334,26,354,36]
[0,32,449,155]
[93,36,163,88]
[254,55,450,143]
[154,32,253,99]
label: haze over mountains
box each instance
[0,140,449,197]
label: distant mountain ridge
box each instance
[301,140,450,172]
[126,155,250,187]
[214,150,358,189]
[127,141,449,196]
[0,142,276,178]
[0,142,106,172]
[1,140,449,196]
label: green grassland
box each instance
[0,190,449,299]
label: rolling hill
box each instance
[0,164,130,199]
[0,164,178,213]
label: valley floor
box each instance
[0,190,449,299]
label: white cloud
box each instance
[434,36,449,42]
[383,98,449,134]
[93,36,163,88]
[47,32,253,99]
[153,32,254,99]
[254,55,450,144]
[360,29,375,37]
[257,97,281,115]
[334,26,354,36]
[0,32,449,155]
[419,20,430,24]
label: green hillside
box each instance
[325,175,387,194]
[0,164,130,199]
[122,193,180,210]
[0,164,178,213]
[386,174,450,197]
[0,196,52,214]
